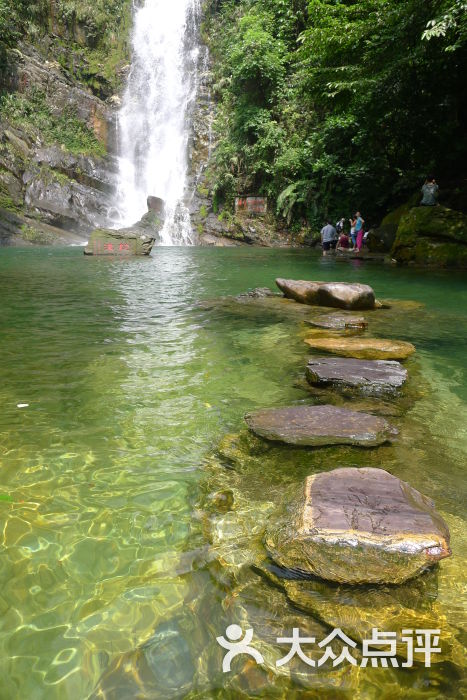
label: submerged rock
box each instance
[236,287,277,300]
[90,616,196,699]
[262,563,459,663]
[306,357,407,396]
[305,336,415,360]
[275,279,376,310]
[266,467,451,584]
[244,405,397,447]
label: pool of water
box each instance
[0,247,465,698]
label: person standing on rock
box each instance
[420,176,439,206]
[321,220,338,256]
[349,215,357,249]
[354,212,365,253]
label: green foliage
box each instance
[20,223,53,245]
[0,90,106,156]
[206,0,467,226]
[423,1,467,52]
[52,0,133,95]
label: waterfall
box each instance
[113,0,200,245]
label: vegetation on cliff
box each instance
[204,0,467,228]
[0,0,132,96]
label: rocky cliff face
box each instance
[0,41,119,246]
[0,0,134,247]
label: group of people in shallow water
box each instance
[320,212,366,256]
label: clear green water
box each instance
[0,247,465,699]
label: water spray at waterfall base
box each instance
[113,0,200,245]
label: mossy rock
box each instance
[20,224,54,245]
[368,202,411,252]
[391,206,467,267]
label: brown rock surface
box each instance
[275,279,376,310]
[275,278,323,304]
[266,467,451,584]
[305,314,368,330]
[318,282,375,310]
[244,405,397,447]
[306,357,407,395]
[305,337,415,360]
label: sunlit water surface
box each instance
[0,247,465,698]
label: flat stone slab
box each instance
[244,405,397,447]
[305,336,415,360]
[306,357,407,395]
[305,314,368,330]
[276,279,376,310]
[265,467,451,584]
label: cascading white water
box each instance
[113,0,200,245]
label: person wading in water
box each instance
[320,220,338,256]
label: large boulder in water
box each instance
[85,199,165,255]
[306,357,407,396]
[305,336,415,360]
[244,405,397,447]
[265,467,451,584]
[275,278,323,305]
[318,282,375,310]
[275,279,376,310]
[391,205,467,267]
[84,227,156,255]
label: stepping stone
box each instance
[305,314,368,330]
[244,405,397,447]
[306,357,407,395]
[276,279,376,310]
[305,336,415,360]
[265,467,451,584]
